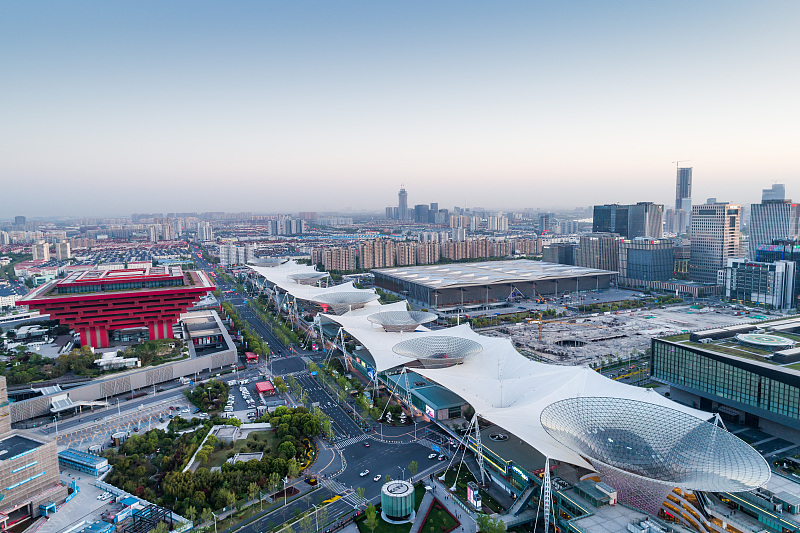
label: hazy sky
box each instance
[2,1,799,218]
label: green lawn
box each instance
[419,500,459,533]
[681,341,776,362]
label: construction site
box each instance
[483,305,761,366]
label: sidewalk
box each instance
[409,489,435,533]
[427,474,479,533]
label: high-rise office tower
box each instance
[14,216,26,226]
[414,204,429,224]
[749,184,800,258]
[398,187,408,221]
[762,184,786,202]
[675,168,692,210]
[575,233,620,272]
[592,203,663,239]
[689,200,741,284]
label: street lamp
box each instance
[312,503,320,532]
[210,511,218,533]
[283,476,289,507]
[398,466,406,482]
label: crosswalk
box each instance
[335,433,370,449]
[322,478,348,494]
[344,491,368,509]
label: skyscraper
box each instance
[689,201,741,284]
[749,185,800,258]
[675,167,692,210]
[592,203,663,239]
[398,186,408,221]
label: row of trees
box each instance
[221,302,271,357]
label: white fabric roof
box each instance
[322,302,712,469]
[248,261,376,304]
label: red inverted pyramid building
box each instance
[17,266,215,348]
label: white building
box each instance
[219,243,255,266]
[55,242,71,260]
[197,221,214,242]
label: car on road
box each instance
[359,470,370,477]
[364,442,370,447]
[438,455,446,461]
[373,474,382,482]
[428,453,438,459]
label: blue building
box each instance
[57,449,109,476]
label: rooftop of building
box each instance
[16,267,214,302]
[477,424,547,474]
[0,434,44,461]
[373,259,615,289]
[58,448,109,467]
[658,316,800,370]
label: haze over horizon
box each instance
[2,1,799,218]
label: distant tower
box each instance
[398,186,408,221]
[675,167,692,210]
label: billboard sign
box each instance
[466,481,481,510]
[425,404,435,418]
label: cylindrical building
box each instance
[380,480,416,524]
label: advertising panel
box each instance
[425,404,435,419]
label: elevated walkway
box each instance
[509,484,538,516]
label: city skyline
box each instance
[2,1,799,217]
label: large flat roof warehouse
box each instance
[372,259,616,308]
[0,434,43,461]
[374,260,615,290]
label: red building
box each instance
[17,266,215,348]
[255,381,275,395]
[245,352,258,364]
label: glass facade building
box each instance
[618,238,674,286]
[652,338,800,430]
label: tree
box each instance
[476,513,507,533]
[201,506,214,526]
[365,503,379,533]
[298,513,314,533]
[269,471,281,494]
[225,488,237,509]
[150,522,169,533]
[287,458,300,478]
[248,481,260,502]
[356,487,366,503]
[186,505,197,525]
[409,460,418,478]
[318,506,329,529]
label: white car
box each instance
[224,406,233,412]
[373,474,382,482]
[181,408,190,413]
[428,453,438,459]
[359,470,370,477]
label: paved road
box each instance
[296,372,363,439]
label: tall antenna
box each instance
[672,160,692,168]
